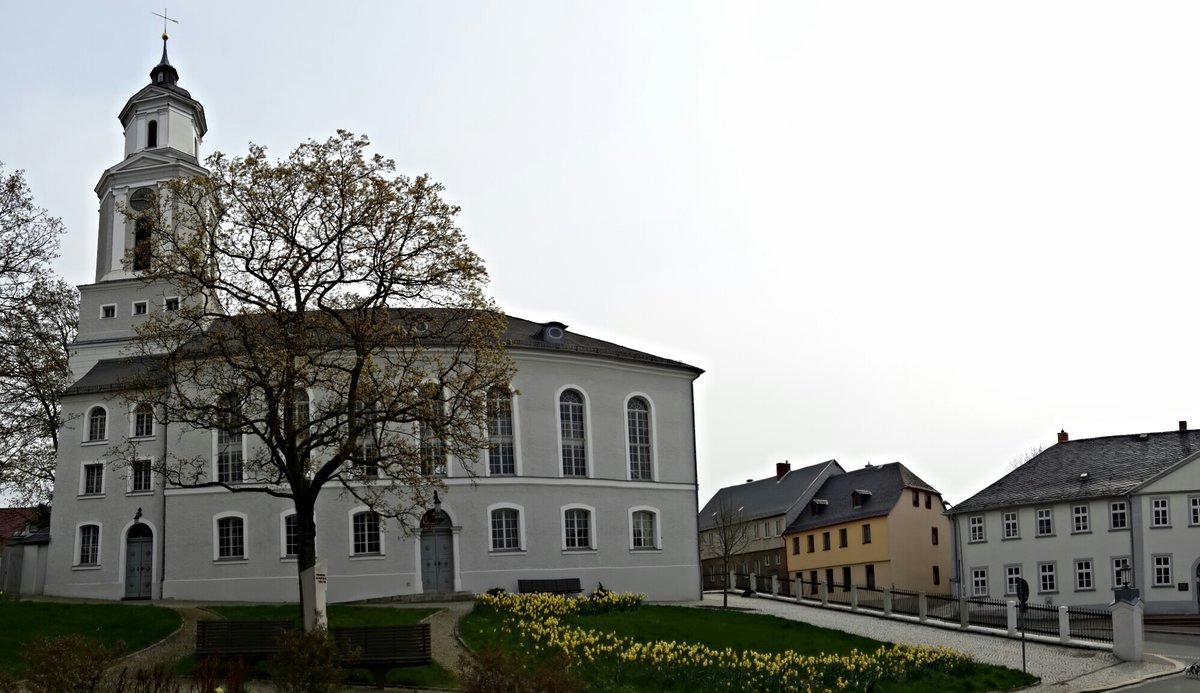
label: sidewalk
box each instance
[689,593,1184,692]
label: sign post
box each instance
[1016,578,1030,674]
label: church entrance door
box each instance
[124,525,153,599]
[420,507,454,594]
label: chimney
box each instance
[1180,421,1188,433]
[776,461,791,480]
[1057,429,1069,444]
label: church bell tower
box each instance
[72,34,209,378]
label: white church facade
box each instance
[44,41,704,603]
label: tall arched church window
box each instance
[627,397,652,480]
[559,390,586,477]
[487,387,514,475]
[87,407,107,442]
[419,384,445,476]
[129,188,155,272]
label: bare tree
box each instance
[115,132,514,630]
[1007,444,1045,471]
[0,164,76,503]
[698,493,752,608]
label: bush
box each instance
[265,627,345,693]
[21,633,124,693]
[459,646,584,693]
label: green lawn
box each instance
[0,601,181,675]
[461,602,1037,693]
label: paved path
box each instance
[686,593,1182,692]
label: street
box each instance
[1114,632,1199,693]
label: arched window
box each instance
[147,120,158,148]
[490,507,521,551]
[627,397,652,480]
[418,384,445,476]
[631,509,659,550]
[133,403,154,438]
[215,515,245,560]
[559,390,586,477]
[282,513,298,558]
[133,217,153,271]
[87,407,107,442]
[563,506,593,550]
[487,387,514,475]
[78,524,100,566]
[215,394,243,483]
[351,511,381,555]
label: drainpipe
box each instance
[947,504,962,599]
[1125,493,1136,591]
[159,418,168,599]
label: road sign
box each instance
[1016,578,1030,607]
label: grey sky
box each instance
[3,2,1199,509]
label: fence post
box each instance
[795,581,805,603]
[771,575,779,596]
[749,572,757,593]
[882,588,892,616]
[850,584,859,611]
[819,582,829,606]
[918,592,928,621]
[729,571,736,592]
[959,595,969,629]
[1058,606,1071,643]
[1006,600,1017,636]
[1110,597,1144,662]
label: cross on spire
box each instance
[152,8,179,40]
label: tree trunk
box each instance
[295,499,328,632]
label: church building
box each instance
[44,39,704,603]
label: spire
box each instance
[149,32,181,87]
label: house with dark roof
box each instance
[950,424,1200,614]
[698,460,843,591]
[783,462,950,595]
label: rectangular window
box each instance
[131,459,151,493]
[83,463,103,495]
[806,534,815,553]
[1191,496,1200,526]
[775,519,782,535]
[487,389,515,476]
[1005,565,1022,596]
[774,554,780,566]
[865,564,875,589]
[791,536,800,555]
[217,517,245,559]
[912,490,919,506]
[1036,508,1053,536]
[1153,555,1172,586]
[1112,556,1131,588]
[1003,511,1019,539]
[133,405,154,438]
[838,527,847,548]
[971,568,988,597]
[284,514,298,558]
[1152,498,1169,527]
[753,523,759,539]
[968,515,985,542]
[132,300,148,315]
[1110,501,1128,530]
[492,508,521,551]
[217,428,244,483]
[933,565,940,585]
[164,296,179,311]
[925,492,932,509]
[861,524,871,544]
[841,566,852,588]
[1038,562,1057,593]
[1072,504,1090,533]
[931,527,939,545]
[825,568,834,588]
[101,304,116,319]
[352,513,381,555]
[79,525,99,565]
[632,510,656,549]
[1074,559,1093,591]
[822,532,830,551]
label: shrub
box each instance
[20,633,124,693]
[265,627,345,693]
[459,646,584,693]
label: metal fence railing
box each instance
[891,588,921,617]
[964,596,1009,630]
[1066,605,1113,644]
[925,591,961,625]
[856,584,886,612]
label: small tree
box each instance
[116,132,514,630]
[698,493,751,608]
[0,164,77,503]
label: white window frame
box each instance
[1004,565,1022,596]
[485,387,518,476]
[487,503,525,553]
[555,385,591,478]
[968,515,985,543]
[75,522,102,567]
[1109,500,1128,530]
[971,567,988,597]
[1074,559,1094,591]
[623,393,658,481]
[1072,504,1090,533]
[79,460,105,496]
[561,503,596,551]
[1112,556,1132,588]
[1037,561,1057,593]
[84,405,109,443]
[130,402,155,438]
[1189,495,1200,526]
[629,505,661,550]
[127,457,153,494]
[212,511,248,562]
[163,296,180,312]
[1152,554,1172,586]
[100,303,117,319]
[1002,511,1019,539]
[348,506,384,557]
[212,428,246,484]
[1036,507,1053,536]
[131,300,148,316]
[279,510,298,560]
[1151,497,1170,527]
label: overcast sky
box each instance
[4,2,1199,509]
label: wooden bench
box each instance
[517,577,583,595]
[334,624,432,689]
[195,620,432,690]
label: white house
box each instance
[950,425,1200,615]
[43,38,704,604]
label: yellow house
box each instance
[783,462,951,594]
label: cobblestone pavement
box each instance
[685,593,1182,692]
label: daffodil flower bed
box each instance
[476,592,978,693]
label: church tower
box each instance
[73,34,208,378]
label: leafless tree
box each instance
[1008,444,1045,471]
[698,493,752,608]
